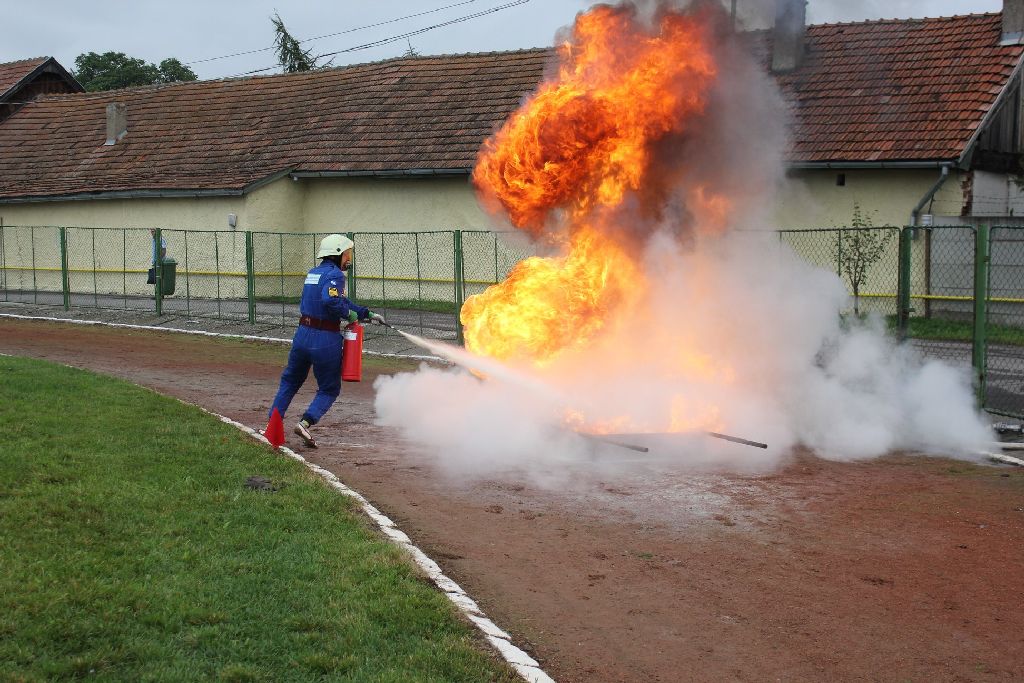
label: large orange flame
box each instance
[473,5,718,237]
[460,224,643,365]
[465,4,723,368]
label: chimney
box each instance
[772,0,807,72]
[1003,0,1024,46]
[104,102,127,145]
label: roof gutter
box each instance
[0,167,295,204]
[910,163,954,228]
[289,168,471,179]
[787,160,959,170]
[0,187,245,204]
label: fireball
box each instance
[463,3,734,434]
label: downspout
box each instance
[910,163,953,228]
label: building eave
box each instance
[958,51,1024,168]
[0,168,295,204]
[0,187,245,204]
[0,57,84,103]
[289,168,472,179]
[787,160,962,170]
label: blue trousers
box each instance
[269,326,342,424]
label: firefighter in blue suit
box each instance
[269,234,384,448]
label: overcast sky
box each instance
[0,0,1005,81]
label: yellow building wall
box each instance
[0,195,243,231]
[776,168,965,229]
[299,175,510,303]
[0,175,511,303]
[243,176,306,232]
[300,176,491,231]
[0,169,970,312]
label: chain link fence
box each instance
[0,225,538,355]
[5,223,1024,417]
[778,227,902,318]
[904,226,978,369]
[986,226,1024,417]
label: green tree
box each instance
[272,12,319,72]
[832,203,895,316]
[74,52,197,91]
[156,58,197,84]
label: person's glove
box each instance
[368,311,386,326]
[347,310,359,323]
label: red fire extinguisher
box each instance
[341,321,363,382]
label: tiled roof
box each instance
[765,13,1024,163]
[0,13,1022,200]
[0,57,49,99]
[0,50,550,199]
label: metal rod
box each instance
[704,431,768,449]
[577,433,649,453]
[607,431,768,450]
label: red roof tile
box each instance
[0,13,1021,200]
[0,50,550,199]
[763,13,1024,163]
[0,57,49,99]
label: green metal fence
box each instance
[0,225,535,350]
[5,223,1024,417]
[984,226,1024,418]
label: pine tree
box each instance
[272,12,317,73]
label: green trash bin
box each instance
[159,258,177,296]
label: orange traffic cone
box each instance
[264,408,285,448]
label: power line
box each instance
[232,0,532,77]
[186,0,488,67]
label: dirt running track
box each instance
[3,318,1024,683]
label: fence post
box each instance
[154,227,163,315]
[897,226,912,339]
[0,219,5,299]
[972,224,990,406]
[59,227,70,311]
[346,231,357,300]
[245,231,256,324]
[454,230,465,345]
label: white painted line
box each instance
[0,313,443,362]
[213,410,555,683]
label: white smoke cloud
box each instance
[373,0,993,486]
[376,229,991,484]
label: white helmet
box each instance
[317,234,354,259]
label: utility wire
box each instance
[186,0,488,66]
[231,0,532,77]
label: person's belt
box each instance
[299,315,341,332]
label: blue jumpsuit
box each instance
[269,259,369,425]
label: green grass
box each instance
[884,315,1024,347]
[0,356,515,682]
[255,296,458,315]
